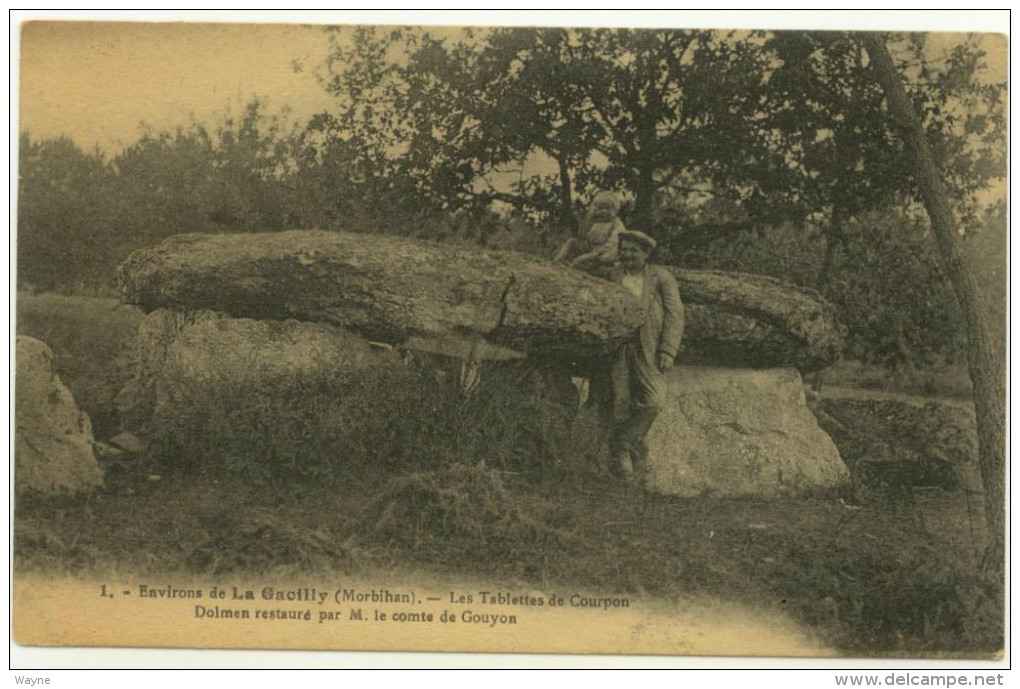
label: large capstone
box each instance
[118,231,843,371]
[15,336,103,495]
[118,230,645,362]
[643,367,848,498]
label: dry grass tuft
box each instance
[366,463,574,562]
[184,505,348,575]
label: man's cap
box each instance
[617,229,657,251]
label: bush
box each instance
[836,550,1003,655]
[658,207,969,369]
[810,397,976,495]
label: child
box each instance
[554,190,627,278]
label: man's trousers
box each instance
[608,338,667,463]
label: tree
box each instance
[681,30,1004,369]
[764,31,1005,288]
[863,33,1004,572]
[113,99,297,239]
[17,134,117,290]
[316,27,779,232]
[284,111,452,236]
[18,101,308,290]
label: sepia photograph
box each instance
[11,11,1007,667]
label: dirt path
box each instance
[816,385,975,411]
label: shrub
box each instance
[837,550,1003,655]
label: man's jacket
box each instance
[609,264,684,365]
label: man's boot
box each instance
[611,451,634,482]
[609,422,634,483]
[620,407,658,484]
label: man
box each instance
[607,230,684,481]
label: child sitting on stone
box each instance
[554,190,627,279]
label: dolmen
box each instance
[118,230,848,498]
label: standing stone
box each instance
[644,367,848,498]
[15,336,103,495]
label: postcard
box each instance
[12,13,1007,665]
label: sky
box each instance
[19,21,337,153]
[17,13,1008,158]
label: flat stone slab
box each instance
[118,230,645,361]
[118,231,843,370]
[673,269,842,372]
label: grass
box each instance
[14,469,1001,656]
[13,292,1004,658]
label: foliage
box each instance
[18,101,300,291]
[134,352,587,485]
[316,28,1004,237]
[17,100,514,293]
[964,201,1007,359]
[670,208,968,368]
[317,27,779,230]
[17,134,117,291]
[811,396,975,490]
[824,210,967,366]
[112,99,297,238]
[309,26,1003,368]
[757,31,1005,279]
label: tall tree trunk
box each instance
[817,205,847,291]
[864,34,1005,574]
[632,164,655,231]
[556,155,578,234]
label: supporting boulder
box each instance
[15,336,103,495]
[116,307,398,432]
[116,308,583,476]
[643,366,848,498]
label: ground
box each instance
[13,292,1004,658]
